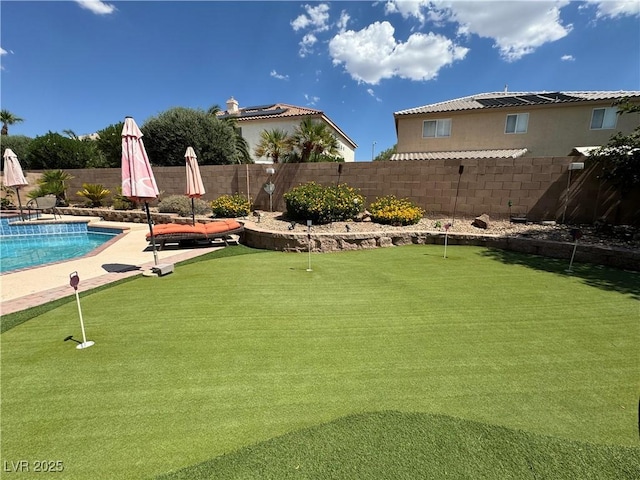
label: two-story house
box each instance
[217,97,358,163]
[391,90,640,160]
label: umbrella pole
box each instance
[191,197,196,226]
[15,188,25,221]
[144,202,159,265]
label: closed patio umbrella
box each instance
[185,146,205,225]
[3,148,28,220]
[121,116,160,265]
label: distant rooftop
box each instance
[390,149,529,161]
[395,90,640,115]
[217,103,323,121]
[217,99,357,148]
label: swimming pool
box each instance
[0,216,121,273]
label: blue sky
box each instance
[1,1,639,161]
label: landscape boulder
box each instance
[472,214,490,229]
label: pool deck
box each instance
[1,215,223,315]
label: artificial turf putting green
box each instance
[156,411,640,480]
[1,245,638,479]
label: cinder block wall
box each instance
[5,158,638,224]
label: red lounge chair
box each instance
[146,220,243,249]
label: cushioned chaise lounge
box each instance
[146,219,243,249]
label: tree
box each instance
[290,118,342,163]
[1,135,32,168]
[254,128,293,164]
[374,144,397,161]
[1,110,24,136]
[590,127,640,197]
[94,122,124,168]
[27,132,99,169]
[141,107,238,166]
[590,99,640,222]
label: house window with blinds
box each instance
[422,119,451,138]
[590,107,618,130]
[505,113,529,134]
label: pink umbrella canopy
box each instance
[121,117,159,201]
[185,146,205,198]
[3,148,28,188]
[121,116,160,265]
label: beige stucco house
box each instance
[217,97,357,164]
[392,91,640,160]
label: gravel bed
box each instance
[247,211,639,251]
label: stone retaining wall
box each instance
[242,224,640,271]
[49,207,639,270]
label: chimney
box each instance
[226,96,239,115]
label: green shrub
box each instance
[158,195,211,218]
[211,194,251,218]
[368,195,424,226]
[283,182,365,224]
[76,183,111,207]
[112,187,138,210]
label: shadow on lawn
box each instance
[481,248,640,301]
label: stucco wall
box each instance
[396,102,639,157]
[4,158,638,225]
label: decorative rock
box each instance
[472,214,490,229]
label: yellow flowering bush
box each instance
[283,182,365,224]
[211,194,251,218]
[368,195,424,226]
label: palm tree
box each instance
[207,104,222,116]
[30,169,74,205]
[291,118,341,163]
[0,110,24,136]
[254,128,293,164]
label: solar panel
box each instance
[238,108,287,118]
[242,104,276,112]
[478,92,582,108]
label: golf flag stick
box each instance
[307,220,312,272]
[443,222,451,258]
[567,229,582,273]
[70,272,94,349]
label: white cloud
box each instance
[270,70,289,81]
[0,47,7,56]
[367,88,382,102]
[433,1,573,62]
[304,94,320,106]
[385,1,573,62]
[384,0,430,23]
[292,4,332,57]
[75,1,116,15]
[299,33,318,57]
[329,21,468,84]
[561,54,575,61]
[291,3,330,32]
[336,10,350,32]
[583,0,640,18]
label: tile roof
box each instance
[390,149,529,161]
[395,91,640,115]
[217,103,323,121]
[218,102,357,149]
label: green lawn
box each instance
[1,245,638,479]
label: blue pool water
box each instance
[0,216,121,273]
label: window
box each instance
[590,107,618,129]
[423,119,451,138]
[505,113,529,134]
